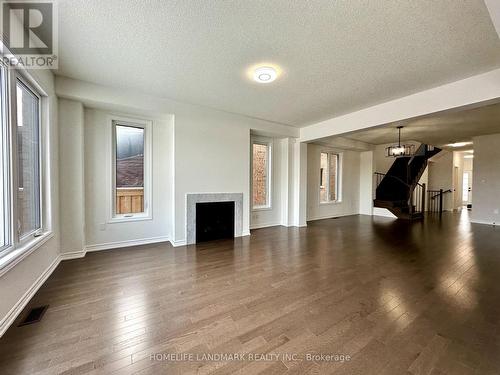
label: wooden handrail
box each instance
[426,188,452,215]
[429,189,452,200]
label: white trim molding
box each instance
[106,114,153,224]
[170,239,187,247]
[0,232,54,278]
[85,236,170,252]
[0,254,60,337]
[0,235,171,337]
[249,223,280,230]
[470,220,497,226]
[306,213,358,222]
[59,250,87,261]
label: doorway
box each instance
[462,171,472,207]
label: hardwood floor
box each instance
[1,211,499,374]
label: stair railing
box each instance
[427,189,452,215]
[410,182,426,216]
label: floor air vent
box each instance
[18,305,49,326]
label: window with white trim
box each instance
[320,152,340,203]
[252,139,272,209]
[0,65,8,253]
[110,118,152,221]
[0,62,44,261]
[16,80,41,239]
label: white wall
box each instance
[55,77,302,246]
[472,133,500,225]
[306,144,360,221]
[279,138,295,226]
[452,152,465,210]
[428,151,454,211]
[359,151,374,215]
[84,109,173,248]
[59,99,85,254]
[173,113,252,242]
[0,69,60,334]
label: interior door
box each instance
[462,171,472,205]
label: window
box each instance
[320,152,340,203]
[111,118,151,220]
[0,66,7,252]
[16,80,41,239]
[252,140,271,209]
[0,62,45,262]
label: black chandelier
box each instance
[385,126,415,157]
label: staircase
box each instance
[374,144,441,219]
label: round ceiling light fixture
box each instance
[254,66,277,83]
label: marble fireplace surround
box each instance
[186,193,243,245]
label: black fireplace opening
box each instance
[196,201,235,243]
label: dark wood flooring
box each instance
[1,211,499,374]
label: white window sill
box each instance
[0,231,54,277]
[252,206,272,212]
[108,214,152,224]
[320,200,342,206]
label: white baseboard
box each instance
[170,239,187,247]
[250,223,280,230]
[240,230,251,237]
[0,235,174,337]
[470,219,497,226]
[59,250,87,260]
[307,213,358,222]
[0,254,61,338]
[85,236,170,252]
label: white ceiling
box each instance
[336,102,500,149]
[56,0,500,127]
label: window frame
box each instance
[319,151,342,204]
[0,62,10,257]
[12,76,43,244]
[108,115,153,223]
[0,58,48,266]
[251,137,272,211]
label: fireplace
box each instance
[196,201,235,243]
[186,193,243,245]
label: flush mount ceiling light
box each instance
[253,67,277,83]
[446,141,472,148]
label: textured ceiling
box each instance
[339,102,500,148]
[56,0,500,127]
